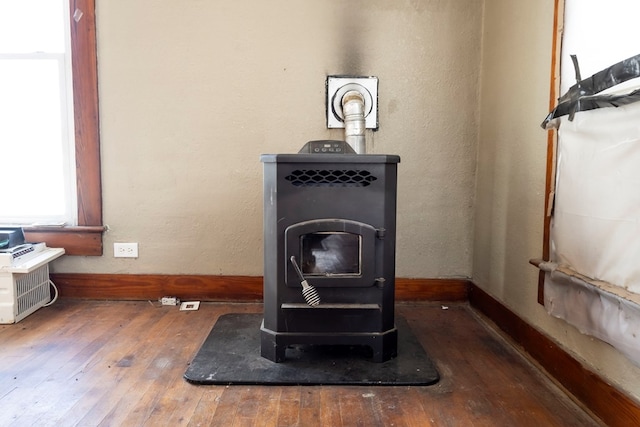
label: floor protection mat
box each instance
[184,313,439,386]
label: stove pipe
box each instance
[342,90,366,154]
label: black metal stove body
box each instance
[260,151,400,362]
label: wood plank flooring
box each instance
[0,300,602,426]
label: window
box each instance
[536,0,640,365]
[0,0,75,225]
[559,0,640,95]
[1,0,103,255]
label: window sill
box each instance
[24,225,105,256]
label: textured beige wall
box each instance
[475,0,640,401]
[54,0,483,276]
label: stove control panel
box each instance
[298,140,356,154]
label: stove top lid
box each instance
[262,140,400,164]
[260,153,400,164]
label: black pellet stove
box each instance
[260,140,400,363]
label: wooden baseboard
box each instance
[50,273,470,302]
[50,273,264,301]
[396,277,469,301]
[468,283,640,427]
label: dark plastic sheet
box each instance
[541,53,640,128]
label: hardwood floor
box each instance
[0,300,601,426]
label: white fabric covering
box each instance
[546,100,640,365]
[552,101,640,293]
[544,266,640,366]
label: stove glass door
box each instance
[285,219,377,287]
[300,232,361,276]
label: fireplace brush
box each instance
[290,256,321,306]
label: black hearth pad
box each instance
[184,313,439,386]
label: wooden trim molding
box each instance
[28,0,105,256]
[50,274,470,302]
[395,278,469,301]
[71,0,103,228]
[538,0,565,303]
[51,274,264,301]
[469,283,640,427]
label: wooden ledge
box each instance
[24,226,105,256]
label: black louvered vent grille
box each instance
[285,169,377,187]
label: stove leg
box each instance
[370,328,398,363]
[260,326,286,362]
[261,343,286,363]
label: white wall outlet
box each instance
[161,296,179,306]
[114,242,138,258]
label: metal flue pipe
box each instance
[342,90,366,154]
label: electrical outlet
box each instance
[161,296,179,306]
[114,242,138,258]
